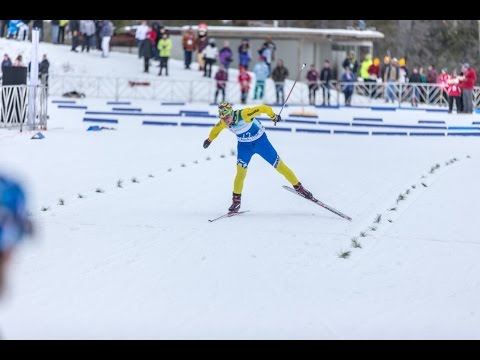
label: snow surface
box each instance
[0,38,480,340]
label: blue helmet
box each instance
[0,175,31,253]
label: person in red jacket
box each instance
[238,66,251,104]
[214,64,228,103]
[446,72,462,113]
[458,63,477,114]
[438,68,450,106]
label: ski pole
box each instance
[278,62,307,118]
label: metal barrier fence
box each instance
[48,75,480,109]
[0,85,48,131]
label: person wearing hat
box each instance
[202,102,315,213]
[201,37,218,78]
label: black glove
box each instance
[273,114,282,126]
[203,138,211,149]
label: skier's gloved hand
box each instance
[203,138,212,149]
[273,114,282,126]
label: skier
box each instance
[203,101,315,213]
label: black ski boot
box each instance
[228,193,241,213]
[294,182,314,200]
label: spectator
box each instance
[408,67,422,107]
[438,67,450,105]
[459,63,477,114]
[238,38,251,71]
[0,174,33,298]
[0,20,9,38]
[214,64,228,103]
[264,36,277,61]
[398,58,409,84]
[341,67,355,106]
[271,59,289,105]
[151,22,163,61]
[258,41,272,76]
[7,20,25,40]
[58,20,69,44]
[80,20,96,53]
[135,21,149,59]
[39,54,49,87]
[368,58,381,80]
[69,20,81,52]
[453,69,463,112]
[320,60,333,106]
[306,64,319,105]
[100,20,113,58]
[238,66,251,104]
[158,32,172,76]
[50,20,60,44]
[383,57,400,103]
[218,40,233,77]
[139,28,154,73]
[360,53,373,82]
[368,57,381,98]
[196,26,209,72]
[253,56,269,100]
[13,55,24,67]
[182,26,196,70]
[446,72,461,113]
[1,54,12,74]
[342,50,358,77]
[202,38,218,78]
[259,36,277,74]
[32,20,44,42]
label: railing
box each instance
[0,85,48,131]
[47,75,480,109]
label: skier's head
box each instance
[218,101,234,125]
[218,101,233,118]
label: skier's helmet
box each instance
[218,101,233,118]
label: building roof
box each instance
[178,25,384,41]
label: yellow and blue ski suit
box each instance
[206,105,300,194]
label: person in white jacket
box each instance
[202,38,218,78]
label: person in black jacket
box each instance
[408,67,422,107]
[39,54,49,88]
[0,20,9,38]
[69,20,80,52]
[1,54,12,74]
[140,33,153,73]
[32,20,44,41]
[271,59,289,104]
[320,60,333,106]
[342,51,358,77]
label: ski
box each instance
[282,185,352,221]
[208,210,250,223]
